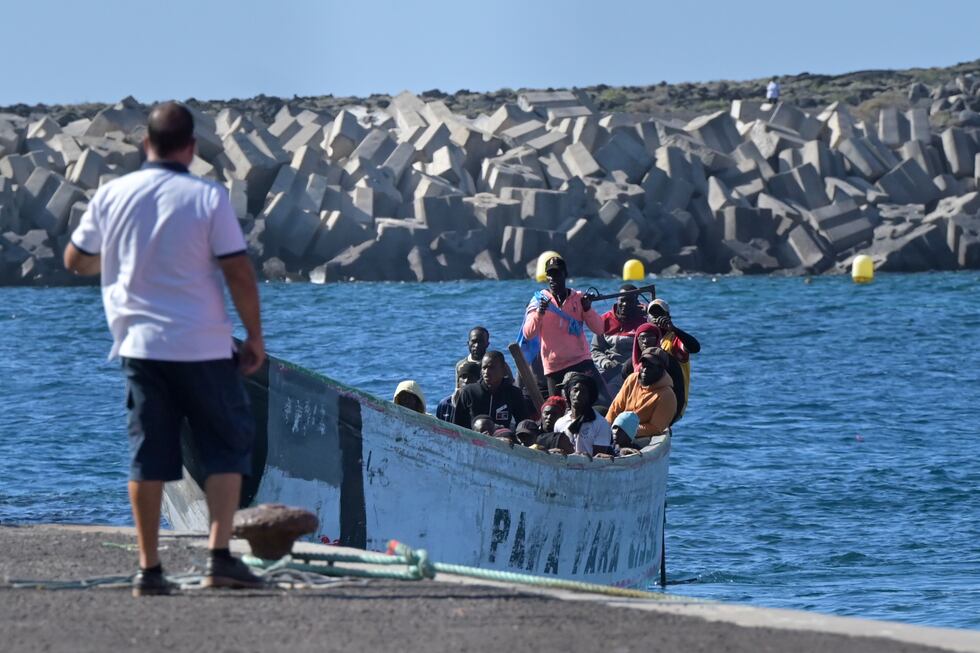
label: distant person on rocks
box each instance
[766,78,781,104]
[519,255,607,401]
[63,102,266,596]
[647,299,699,422]
[453,351,530,431]
[436,361,480,424]
[552,372,614,457]
[471,415,496,436]
[393,380,426,414]
[608,347,677,441]
[592,284,648,397]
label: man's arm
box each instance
[522,302,541,339]
[218,254,265,375]
[672,325,701,354]
[63,243,101,276]
[452,388,473,428]
[591,333,615,370]
[581,296,605,334]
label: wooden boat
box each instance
[163,352,670,588]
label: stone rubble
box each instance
[3,75,980,285]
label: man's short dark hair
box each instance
[483,350,505,366]
[458,361,480,380]
[619,283,637,292]
[147,102,195,157]
[470,326,489,339]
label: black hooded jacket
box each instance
[453,379,531,430]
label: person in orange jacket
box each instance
[606,347,676,439]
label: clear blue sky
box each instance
[3,0,978,106]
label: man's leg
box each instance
[129,480,164,569]
[204,472,241,550]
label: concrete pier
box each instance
[1,525,976,653]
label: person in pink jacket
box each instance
[520,255,607,399]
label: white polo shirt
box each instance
[554,413,613,456]
[71,162,247,361]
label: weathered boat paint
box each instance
[163,355,669,588]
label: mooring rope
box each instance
[5,539,683,600]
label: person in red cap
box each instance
[538,395,567,434]
[519,254,607,400]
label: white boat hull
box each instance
[164,357,669,588]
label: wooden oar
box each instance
[508,342,545,411]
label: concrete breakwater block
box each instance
[5,84,980,286]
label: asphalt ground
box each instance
[0,525,958,653]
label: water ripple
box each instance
[2,272,980,629]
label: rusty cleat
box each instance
[232,503,319,560]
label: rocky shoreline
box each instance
[2,61,980,286]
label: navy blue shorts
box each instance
[122,357,255,482]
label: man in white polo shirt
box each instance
[64,102,266,596]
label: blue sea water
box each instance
[2,272,980,629]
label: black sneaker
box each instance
[202,555,266,589]
[132,567,177,597]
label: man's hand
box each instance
[581,294,592,313]
[654,315,673,332]
[238,335,266,376]
[601,359,617,371]
[619,448,641,457]
[594,452,614,460]
[218,254,264,375]
[537,295,550,315]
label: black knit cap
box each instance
[559,371,598,405]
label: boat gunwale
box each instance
[272,358,670,473]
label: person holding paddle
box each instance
[519,255,607,400]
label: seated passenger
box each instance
[471,415,496,436]
[591,284,647,397]
[453,351,531,431]
[492,427,516,444]
[436,361,480,424]
[552,372,614,457]
[455,326,489,378]
[456,326,515,383]
[647,298,700,421]
[607,347,676,439]
[514,420,541,447]
[538,395,567,434]
[393,380,426,414]
[632,323,685,424]
[532,396,571,452]
[611,411,641,456]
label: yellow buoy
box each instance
[623,259,645,281]
[535,251,561,282]
[851,254,874,284]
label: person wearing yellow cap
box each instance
[518,254,607,401]
[393,380,426,414]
